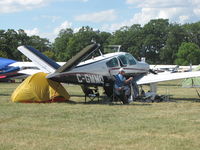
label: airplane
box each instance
[17,44,149,96]
[0,59,42,81]
[17,43,200,103]
[0,57,21,81]
[149,64,197,73]
[0,57,66,81]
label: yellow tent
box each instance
[11,72,70,103]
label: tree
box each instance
[53,28,74,61]
[3,29,20,60]
[65,26,100,61]
[108,24,143,60]
[175,42,200,65]
[183,22,200,47]
[160,24,187,64]
[142,19,169,64]
[53,26,111,61]
[28,35,51,52]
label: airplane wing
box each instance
[54,43,99,73]
[137,71,200,85]
[17,46,60,73]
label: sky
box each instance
[0,0,200,42]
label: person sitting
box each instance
[114,68,133,104]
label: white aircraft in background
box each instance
[17,43,200,102]
[0,59,65,81]
[10,62,65,76]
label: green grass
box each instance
[0,81,200,150]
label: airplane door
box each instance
[106,57,120,75]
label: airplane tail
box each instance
[17,46,60,73]
[55,43,99,73]
[18,43,99,75]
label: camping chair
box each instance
[81,85,100,103]
[112,75,129,104]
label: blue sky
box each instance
[0,0,200,42]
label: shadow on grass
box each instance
[69,94,200,105]
[68,95,152,106]
[0,93,10,96]
[170,97,200,102]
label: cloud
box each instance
[101,0,200,32]
[24,21,74,42]
[125,0,141,5]
[25,28,40,36]
[54,21,73,35]
[80,0,88,2]
[41,15,61,23]
[0,0,49,13]
[75,9,117,23]
[124,0,200,25]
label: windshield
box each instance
[118,55,128,66]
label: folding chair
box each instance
[112,75,129,104]
[81,85,100,103]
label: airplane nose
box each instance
[144,62,150,70]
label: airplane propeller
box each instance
[149,69,157,74]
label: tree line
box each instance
[1,19,200,65]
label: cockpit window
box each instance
[125,54,137,65]
[118,55,128,66]
[106,57,119,67]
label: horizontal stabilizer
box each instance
[18,46,60,73]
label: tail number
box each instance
[76,74,104,84]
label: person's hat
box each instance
[119,68,125,72]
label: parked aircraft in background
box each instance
[0,57,21,81]
[0,57,65,82]
[149,64,196,73]
[17,43,200,101]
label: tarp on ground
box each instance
[182,77,200,88]
[11,72,70,103]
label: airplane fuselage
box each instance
[47,52,149,86]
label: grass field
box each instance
[0,81,200,150]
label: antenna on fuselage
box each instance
[99,48,103,56]
[91,39,103,56]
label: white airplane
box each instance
[10,61,65,76]
[17,43,200,102]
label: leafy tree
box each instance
[43,50,55,59]
[17,29,29,45]
[28,35,51,52]
[160,24,187,64]
[3,29,20,60]
[142,19,169,64]
[53,28,74,61]
[108,24,143,60]
[175,42,200,65]
[183,22,200,47]
[98,31,112,49]
[0,51,8,58]
[53,26,111,61]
